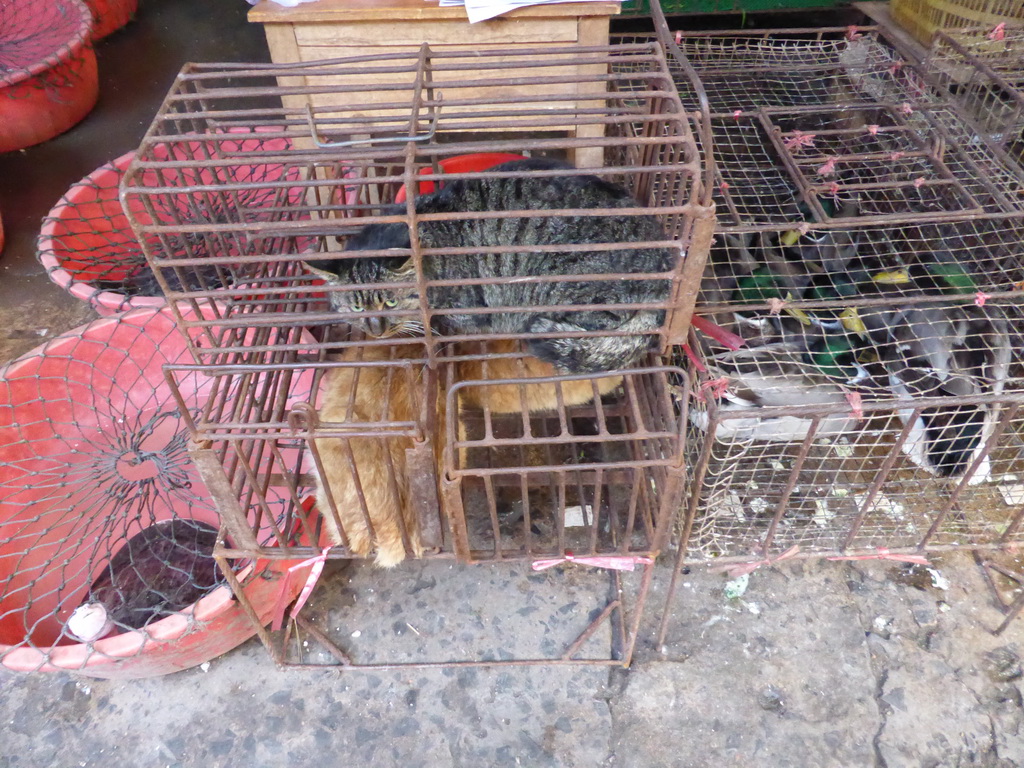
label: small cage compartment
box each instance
[121,43,712,368]
[698,216,1024,315]
[442,354,688,562]
[620,25,1024,226]
[925,29,1024,173]
[679,293,1024,564]
[170,341,442,566]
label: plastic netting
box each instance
[0,309,317,675]
[611,25,1024,565]
[0,0,92,87]
[37,133,307,316]
[0,0,97,153]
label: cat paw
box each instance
[373,542,408,569]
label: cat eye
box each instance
[351,304,364,312]
[384,299,398,308]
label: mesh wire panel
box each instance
[0,0,91,87]
[681,293,1024,563]
[0,310,316,672]
[618,26,1024,229]
[610,22,1024,569]
[925,29,1024,172]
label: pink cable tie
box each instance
[784,131,816,151]
[975,291,992,307]
[532,552,654,572]
[827,548,929,565]
[271,547,331,632]
[844,390,864,420]
[846,25,863,40]
[710,545,801,578]
[681,342,707,373]
[989,22,1006,41]
[817,156,838,176]
[767,297,787,315]
[691,315,746,351]
[698,376,730,401]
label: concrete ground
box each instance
[3,2,1024,767]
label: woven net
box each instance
[0,309,313,671]
[610,25,1024,563]
[0,0,91,87]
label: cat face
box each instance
[305,258,422,338]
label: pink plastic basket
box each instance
[0,308,318,677]
[0,0,98,152]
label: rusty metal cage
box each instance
[924,28,1024,173]
[120,43,713,367]
[618,14,1024,645]
[122,39,713,667]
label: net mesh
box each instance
[0,0,91,87]
[0,309,313,670]
[610,25,1024,562]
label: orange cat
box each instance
[313,339,623,567]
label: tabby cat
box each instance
[305,158,675,374]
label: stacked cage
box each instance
[615,23,1024,595]
[121,42,714,666]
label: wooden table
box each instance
[249,0,621,166]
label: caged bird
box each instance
[860,302,1011,484]
[304,157,677,374]
[689,338,863,443]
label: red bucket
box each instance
[0,308,318,678]
[394,153,526,203]
[83,0,137,40]
[38,130,308,316]
[0,0,98,153]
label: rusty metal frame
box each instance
[215,549,657,669]
[638,16,1024,644]
[121,41,713,368]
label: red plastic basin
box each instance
[38,129,308,316]
[394,153,527,203]
[84,0,137,40]
[0,308,318,678]
[0,0,98,153]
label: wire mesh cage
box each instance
[121,40,712,666]
[614,14,1024,643]
[0,0,98,153]
[924,28,1024,172]
[0,309,319,677]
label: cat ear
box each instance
[302,260,340,281]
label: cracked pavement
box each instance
[4,551,1024,767]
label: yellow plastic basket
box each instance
[891,0,1024,46]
